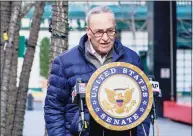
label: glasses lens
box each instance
[90,28,116,37]
[107,30,116,36]
[95,31,104,37]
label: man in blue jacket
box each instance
[44,5,151,136]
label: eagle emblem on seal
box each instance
[102,88,136,114]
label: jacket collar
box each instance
[78,34,124,62]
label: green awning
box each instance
[25,4,192,20]
[24,3,192,48]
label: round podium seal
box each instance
[86,62,153,131]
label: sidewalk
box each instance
[23,102,192,136]
[23,110,45,136]
[149,118,192,136]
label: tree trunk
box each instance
[11,2,45,136]
[44,2,69,135]
[7,3,35,135]
[5,22,21,136]
[0,2,11,78]
[50,1,69,65]
[7,2,22,48]
[0,2,11,135]
[1,2,21,136]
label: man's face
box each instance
[86,13,116,55]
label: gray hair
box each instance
[86,5,115,25]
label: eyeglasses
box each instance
[88,27,116,38]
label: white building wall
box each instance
[18,30,51,89]
[17,28,192,97]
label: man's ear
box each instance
[86,26,91,39]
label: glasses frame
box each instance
[88,27,116,38]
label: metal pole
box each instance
[170,1,174,101]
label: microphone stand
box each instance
[150,95,157,136]
[141,94,157,136]
[148,75,158,136]
[78,97,86,136]
[76,79,88,136]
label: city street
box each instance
[1,2,191,136]
[23,102,192,136]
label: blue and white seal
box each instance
[86,62,153,131]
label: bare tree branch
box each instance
[138,20,147,31]
[20,2,35,19]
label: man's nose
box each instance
[102,32,109,41]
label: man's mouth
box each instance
[100,43,109,46]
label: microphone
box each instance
[151,80,162,98]
[148,75,162,98]
[72,78,87,104]
[148,75,161,126]
[71,78,88,132]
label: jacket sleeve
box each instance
[44,56,71,136]
[136,55,144,72]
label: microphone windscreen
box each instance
[76,78,82,83]
[148,75,155,81]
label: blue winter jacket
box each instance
[44,34,151,136]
